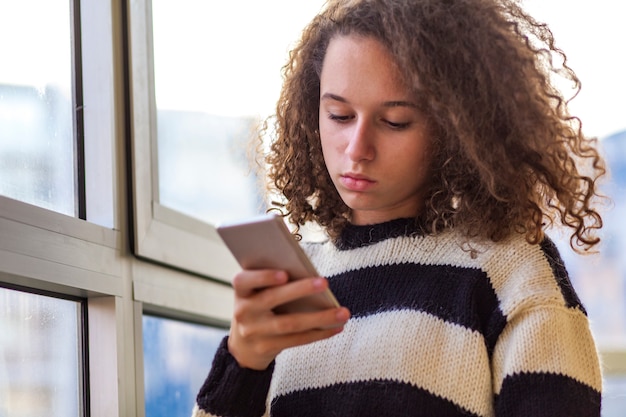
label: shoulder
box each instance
[472,233,586,319]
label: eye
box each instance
[327,112,353,123]
[384,119,411,130]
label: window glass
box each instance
[523,2,626,414]
[0,0,76,216]
[0,286,84,417]
[559,130,626,349]
[151,0,326,225]
[523,0,626,351]
[603,375,626,417]
[142,314,228,417]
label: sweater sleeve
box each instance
[491,304,602,416]
[192,336,274,417]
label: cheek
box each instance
[319,130,338,164]
[319,136,333,174]
[414,145,434,185]
[400,136,433,179]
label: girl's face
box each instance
[319,35,432,225]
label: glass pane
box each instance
[0,0,76,216]
[603,375,626,417]
[151,0,325,225]
[0,287,83,417]
[143,315,228,417]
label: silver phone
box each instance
[217,214,340,314]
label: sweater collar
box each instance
[335,217,424,250]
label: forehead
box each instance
[320,35,410,98]
[322,34,399,73]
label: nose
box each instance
[345,119,375,162]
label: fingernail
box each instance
[336,308,350,321]
[275,271,288,283]
[312,277,326,289]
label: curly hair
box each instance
[260,0,605,251]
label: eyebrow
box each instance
[320,92,419,109]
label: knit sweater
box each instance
[193,218,602,417]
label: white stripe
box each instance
[306,231,471,277]
[492,306,603,393]
[271,309,495,417]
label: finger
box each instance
[253,276,329,311]
[268,318,348,350]
[232,269,288,297]
[265,307,351,336]
[228,307,351,370]
[228,323,345,371]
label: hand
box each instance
[227,269,350,371]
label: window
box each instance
[0,286,86,417]
[142,315,228,417]
[129,0,327,279]
[0,1,134,417]
[524,1,626,415]
[0,0,77,217]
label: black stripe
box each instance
[495,371,601,417]
[328,262,506,355]
[336,217,425,250]
[540,238,587,314]
[197,337,274,417]
[271,379,480,417]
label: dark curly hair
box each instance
[260,0,605,251]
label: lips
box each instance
[340,173,376,191]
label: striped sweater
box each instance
[193,218,602,417]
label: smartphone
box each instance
[217,214,340,314]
